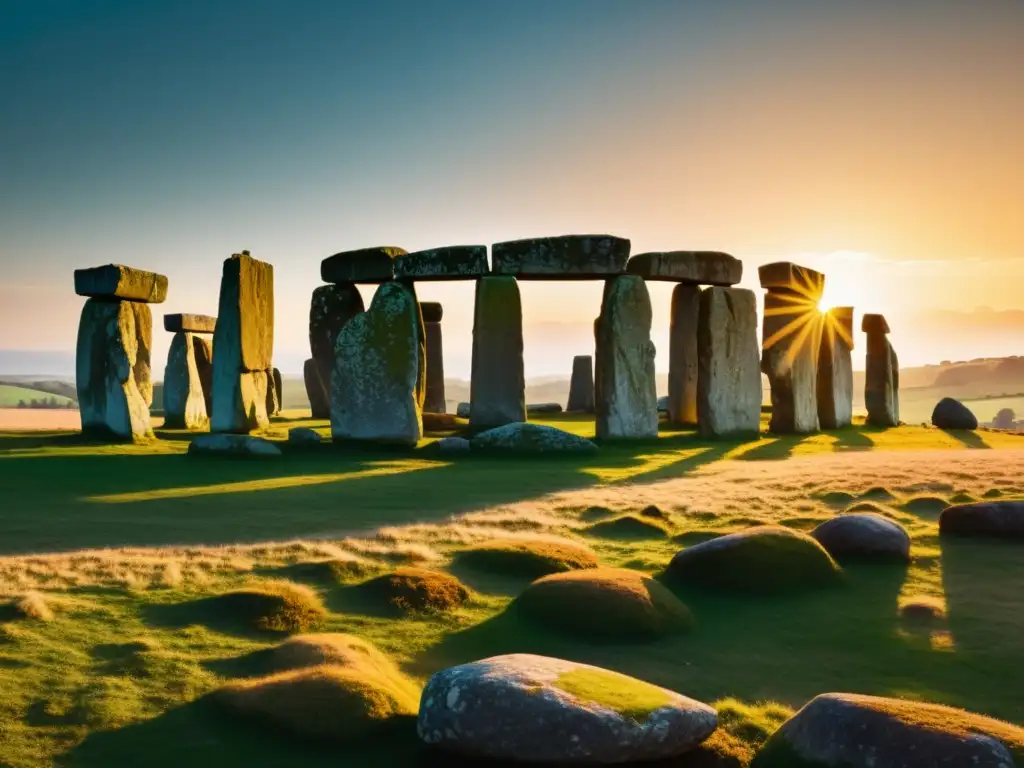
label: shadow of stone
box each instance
[941,429,990,449]
[732,435,808,461]
[445,561,534,598]
[831,426,875,452]
[141,595,291,640]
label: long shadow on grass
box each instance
[832,426,875,452]
[940,429,990,449]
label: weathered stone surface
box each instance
[193,336,213,416]
[469,277,525,428]
[492,235,630,279]
[332,282,422,446]
[163,332,209,429]
[566,355,595,413]
[304,358,330,419]
[761,289,820,434]
[753,692,1024,767]
[309,284,365,411]
[320,247,407,284]
[211,251,275,433]
[456,402,471,419]
[424,321,446,414]
[74,264,168,303]
[861,313,890,334]
[932,397,978,430]
[288,427,321,445]
[817,306,854,429]
[420,302,443,323]
[394,246,488,281]
[697,288,761,437]
[437,436,471,454]
[417,654,717,763]
[131,303,154,407]
[864,321,899,428]
[188,433,281,457]
[667,283,701,425]
[76,299,154,441]
[657,395,669,412]
[595,276,658,440]
[939,500,1024,538]
[265,367,282,418]
[527,402,563,415]
[163,314,216,334]
[627,251,742,285]
[811,513,911,561]
[472,422,598,453]
[757,262,825,299]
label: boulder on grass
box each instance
[939,500,1024,539]
[811,513,911,562]
[436,436,471,454]
[189,434,282,457]
[752,692,1024,767]
[417,653,717,763]
[931,397,978,430]
[288,427,322,445]
[471,422,597,454]
[667,526,842,594]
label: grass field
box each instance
[0,384,75,408]
[0,414,1022,766]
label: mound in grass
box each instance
[902,495,948,515]
[452,538,599,579]
[0,591,54,622]
[899,596,947,622]
[199,581,326,634]
[639,504,669,520]
[276,557,376,584]
[844,500,891,515]
[983,488,1004,499]
[949,491,975,504]
[514,567,692,641]
[751,692,1024,767]
[584,514,669,539]
[667,526,842,595]
[357,567,469,614]
[216,663,419,745]
[858,486,897,502]
[818,490,856,507]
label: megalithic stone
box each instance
[761,288,822,434]
[470,277,525,429]
[863,313,899,427]
[332,282,423,446]
[817,306,854,429]
[309,283,364,416]
[76,299,154,441]
[422,302,446,414]
[304,358,330,419]
[667,283,701,426]
[163,331,210,429]
[566,355,595,413]
[595,275,658,440]
[194,336,213,416]
[697,287,761,438]
[265,367,282,417]
[211,251,275,433]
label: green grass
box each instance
[0,415,1023,765]
[0,384,75,408]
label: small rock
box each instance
[811,513,911,561]
[456,402,471,419]
[437,436,471,453]
[417,653,717,763]
[657,395,670,412]
[526,402,563,415]
[471,423,597,453]
[931,397,978,430]
[288,427,322,445]
[189,434,282,457]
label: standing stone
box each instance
[421,302,446,414]
[265,367,282,418]
[863,314,899,427]
[595,276,658,440]
[470,277,525,429]
[163,332,210,429]
[76,299,154,440]
[761,288,822,434]
[194,336,213,416]
[332,282,423,446]
[309,283,365,419]
[667,284,701,425]
[697,288,761,438]
[211,251,275,433]
[818,306,854,429]
[566,355,595,413]
[131,303,154,408]
[304,358,329,419]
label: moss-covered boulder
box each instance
[471,422,597,453]
[667,526,842,594]
[453,538,599,579]
[357,567,469,614]
[417,653,717,763]
[751,693,1024,767]
[515,567,692,641]
[188,434,281,457]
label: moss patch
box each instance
[452,538,599,579]
[514,567,692,641]
[552,667,673,723]
[357,567,469,614]
[902,495,947,515]
[584,514,670,540]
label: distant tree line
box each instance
[15,397,73,410]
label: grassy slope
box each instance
[0,384,76,408]
[0,416,1022,766]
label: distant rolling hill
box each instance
[0,384,76,408]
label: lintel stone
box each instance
[74,264,168,303]
[862,313,890,334]
[394,246,488,281]
[491,235,630,279]
[321,247,408,284]
[163,313,216,334]
[758,262,825,299]
[627,251,742,285]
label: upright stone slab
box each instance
[595,276,658,440]
[76,299,154,440]
[492,235,630,279]
[304,358,330,419]
[470,277,525,428]
[818,306,854,429]
[309,283,365,418]
[566,355,595,413]
[194,335,213,416]
[131,303,154,408]
[697,288,761,438]
[761,289,822,434]
[163,332,210,429]
[211,251,275,433]
[864,314,900,427]
[421,302,446,414]
[265,367,282,417]
[667,284,701,426]
[332,282,423,446]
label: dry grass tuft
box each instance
[357,567,470,614]
[584,515,670,540]
[3,591,54,621]
[211,580,326,634]
[452,538,599,579]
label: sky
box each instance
[1,0,1022,378]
